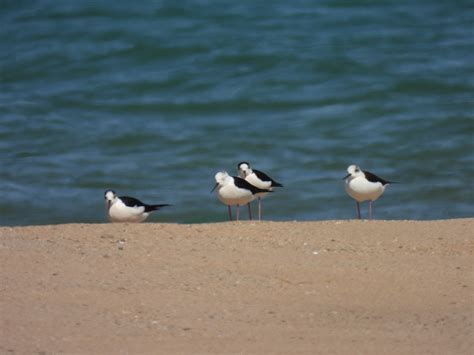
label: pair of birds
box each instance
[104,163,394,223]
[212,162,283,221]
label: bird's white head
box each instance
[215,171,230,185]
[104,190,117,207]
[212,171,231,192]
[237,161,251,178]
[344,165,364,180]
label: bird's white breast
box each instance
[345,176,385,202]
[108,200,148,223]
[217,184,255,206]
[245,173,271,198]
[244,173,270,189]
[245,173,272,190]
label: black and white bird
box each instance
[104,190,170,223]
[343,165,395,219]
[237,161,283,220]
[212,171,271,221]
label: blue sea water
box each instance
[1,1,473,225]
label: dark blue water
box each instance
[1,1,473,225]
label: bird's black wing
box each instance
[121,196,169,212]
[233,176,272,194]
[119,196,147,208]
[363,170,391,186]
[253,169,283,187]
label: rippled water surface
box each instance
[1,1,473,225]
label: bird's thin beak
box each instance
[343,173,351,180]
[211,182,219,193]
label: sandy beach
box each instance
[1,219,472,354]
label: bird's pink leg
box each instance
[258,197,262,221]
[356,201,361,219]
[236,204,240,221]
[247,203,252,220]
[228,205,232,221]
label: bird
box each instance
[212,171,272,221]
[104,190,170,223]
[343,164,395,219]
[237,161,283,220]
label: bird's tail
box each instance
[256,188,273,194]
[146,204,171,212]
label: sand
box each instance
[0,219,473,354]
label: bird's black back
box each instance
[363,170,392,185]
[253,169,283,187]
[120,196,170,212]
[120,196,146,208]
[233,176,272,194]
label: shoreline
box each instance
[1,219,473,354]
[2,216,473,228]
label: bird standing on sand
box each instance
[212,171,271,221]
[104,190,170,223]
[343,164,395,219]
[238,162,283,220]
